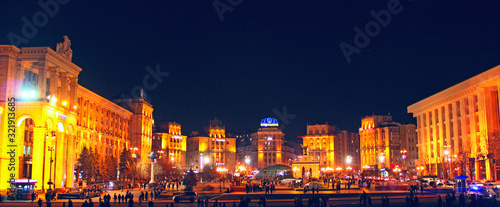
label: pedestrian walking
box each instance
[46,197,52,207]
[438,195,442,207]
[385,196,389,207]
[128,197,134,207]
[459,193,465,207]
[148,201,154,207]
[414,196,419,207]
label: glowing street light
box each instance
[216,167,228,192]
[346,156,353,165]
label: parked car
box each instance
[470,182,484,187]
[305,182,324,189]
[172,191,198,203]
[467,186,496,198]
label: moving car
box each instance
[172,191,198,203]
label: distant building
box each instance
[359,115,417,177]
[153,122,187,169]
[336,130,361,171]
[298,124,360,171]
[186,119,237,172]
[252,118,286,169]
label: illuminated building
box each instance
[298,124,360,171]
[359,115,417,176]
[153,122,187,169]
[408,65,500,180]
[233,131,258,170]
[251,118,285,169]
[0,37,154,192]
[252,118,285,169]
[299,124,336,168]
[186,119,236,172]
[336,130,361,171]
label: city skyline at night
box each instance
[2,1,500,142]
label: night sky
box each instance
[2,1,500,141]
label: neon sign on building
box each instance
[260,117,278,127]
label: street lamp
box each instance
[400,149,407,179]
[42,131,56,191]
[131,147,139,190]
[444,149,450,179]
[417,166,425,177]
[48,145,56,190]
[216,167,228,192]
[346,156,353,165]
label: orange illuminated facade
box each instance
[0,37,154,192]
[252,118,285,169]
[153,122,187,169]
[299,124,336,168]
[359,115,417,174]
[299,124,360,171]
[408,65,500,181]
[186,119,236,172]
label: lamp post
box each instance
[346,156,353,176]
[131,147,138,190]
[48,145,56,190]
[245,156,251,176]
[444,149,450,179]
[42,131,55,191]
[217,167,228,192]
[400,149,407,179]
[416,166,425,177]
[379,152,386,177]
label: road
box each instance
[0,194,466,207]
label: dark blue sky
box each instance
[2,0,500,141]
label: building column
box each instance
[15,63,26,95]
[59,72,69,108]
[49,67,59,98]
[54,131,66,190]
[32,127,46,191]
[37,65,47,100]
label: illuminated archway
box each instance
[57,122,64,133]
[46,119,54,131]
[16,116,36,179]
[16,114,36,127]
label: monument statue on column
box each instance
[147,152,158,190]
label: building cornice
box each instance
[0,45,21,58]
[17,47,82,77]
[77,85,133,116]
[408,65,500,114]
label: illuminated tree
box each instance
[76,147,100,183]
[119,148,134,180]
[101,155,118,181]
